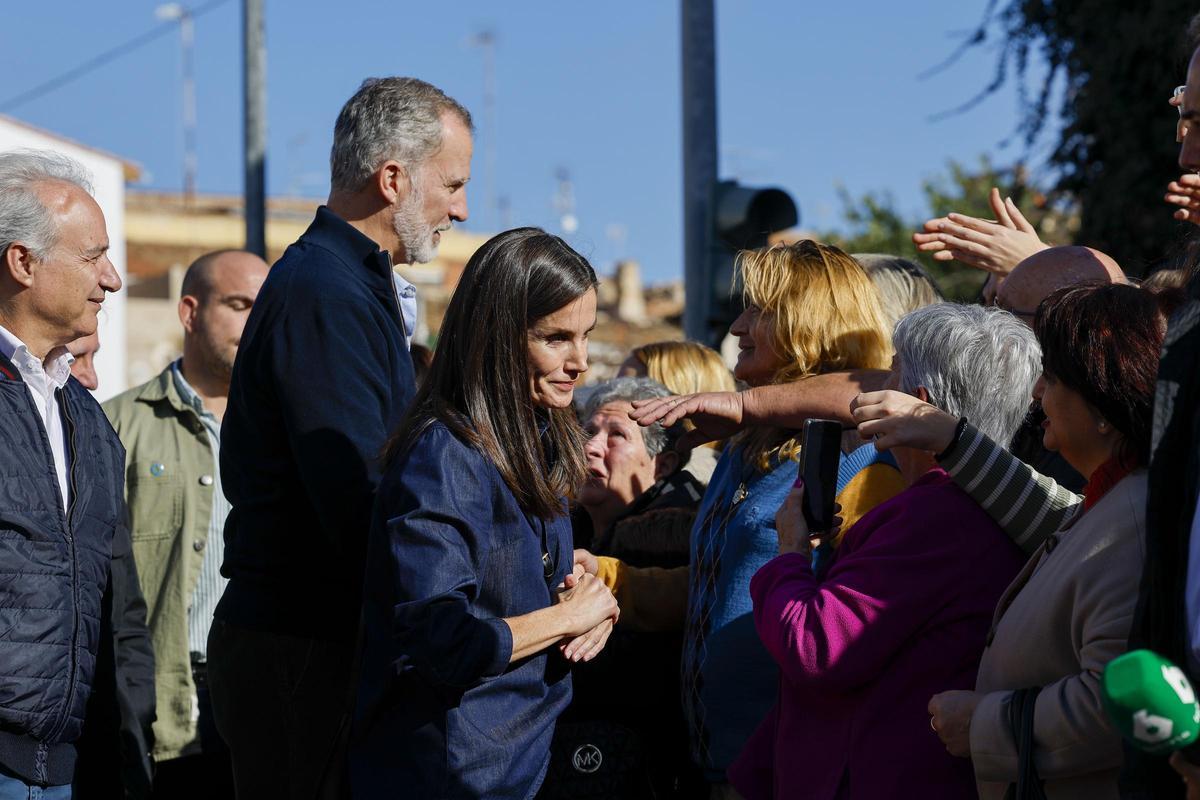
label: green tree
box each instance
[947,0,1198,274]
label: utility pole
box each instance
[156,4,197,206]
[554,167,578,235]
[680,0,797,347]
[243,0,266,258]
[470,29,498,232]
[681,0,718,343]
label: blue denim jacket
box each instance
[351,421,573,800]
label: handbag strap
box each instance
[1005,686,1048,800]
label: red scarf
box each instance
[1082,457,1133,512]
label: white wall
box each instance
[0,119,129,401]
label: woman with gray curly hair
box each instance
[574,377,697,559]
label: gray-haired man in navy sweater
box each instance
[208,77,472,799]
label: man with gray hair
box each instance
[208,78,472,797]
[0,149,140,797]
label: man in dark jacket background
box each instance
[64,336,157,800]
[207,77,473,798]
[0,149,131,798]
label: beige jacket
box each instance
[970,471,1147,800]
[104,367,217,761]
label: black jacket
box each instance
[0,351,127,786]
[548,471,708,800]
[217,206,416,641]
[1123,275,1200,799]
[73,510,156,799]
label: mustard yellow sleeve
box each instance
[596,555,623,593]
[594,557,688,634]
[831,462,906,546]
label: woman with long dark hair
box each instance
[350,228,619,799]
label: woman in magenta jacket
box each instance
[728,304,1038,799]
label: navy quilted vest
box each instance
[0,351,124,784]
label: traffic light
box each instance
[714,181,798,251]
[693,180,798,348]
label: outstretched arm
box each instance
[851,390,1080,553]
[628,370,888,448]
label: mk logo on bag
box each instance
[571,743,602,774]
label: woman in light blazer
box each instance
[909,283,1179,799]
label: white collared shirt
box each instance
[0,324,74,513]
[393,272,418,347]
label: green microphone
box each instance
[1102,649,1200,755]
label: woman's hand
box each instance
[851,391,959,453]
[629,391,746,449]
[775,484,841,557]
[573,548,599,577]
[928,690,983,758]
[555,575,619,663]
[556,573,619,638]
[1166,174,1200,226]
[776,486,812,556]
[559,619,614,663]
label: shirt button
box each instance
[199,475,214,486]
[193,540,206,553]
[1044,535,1057,553]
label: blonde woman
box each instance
[579,241,906,794]
[618,340,735,484]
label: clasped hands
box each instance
[555,561,619,663]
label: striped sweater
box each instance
[937,422,1082,554]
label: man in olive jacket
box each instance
[104,249,268,799]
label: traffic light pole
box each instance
[681,0,718,345]
[243,0,267,259]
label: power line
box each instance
[0,0,230,113]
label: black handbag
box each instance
[1004,687,1048,800]
[539,720,652,800]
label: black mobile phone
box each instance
[797,419,843,533]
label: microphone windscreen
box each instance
[1102,649,1200,755]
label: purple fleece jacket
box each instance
[728,469,1026,800]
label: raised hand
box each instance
[1166,174,1200,226]
[775,485,813,557]
[775,484,841,557]
[629,391,746,449]
[850,390,959,453]
[912,187,1048,276]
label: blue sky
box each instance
[0,1,1052,283]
